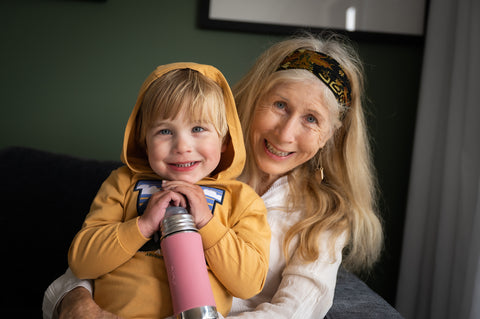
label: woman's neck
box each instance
[256,174,278,196]
[239,165,283,196]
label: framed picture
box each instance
[198,0,428,41]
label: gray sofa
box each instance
[0,147,403,318]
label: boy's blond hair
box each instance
[136,68,228,150]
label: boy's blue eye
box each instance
[159,129,171,135]
[192,126,205,133]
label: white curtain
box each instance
[395,0,480,318]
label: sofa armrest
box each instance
[326,267,403,318]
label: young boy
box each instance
[67,63,270,318]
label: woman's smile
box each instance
[264,139,293,158]
[250,80,334,180]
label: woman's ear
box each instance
[318,123,337,149]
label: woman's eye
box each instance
[274,101,287,109]
[305,115,318,124]
[192,126,205,133]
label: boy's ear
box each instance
[221,135,230,153]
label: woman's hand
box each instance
[58,287,123,319]
[162,181,212,229]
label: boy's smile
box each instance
[145,112,225,184]
[168,161,199,171]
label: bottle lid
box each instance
[164,206,189,218]
[161,206,198,239]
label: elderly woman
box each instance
[43,32,383,319]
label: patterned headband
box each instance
[277,49,352,108]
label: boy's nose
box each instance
[173,135,193,153]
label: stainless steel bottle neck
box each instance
[160,207,198,239]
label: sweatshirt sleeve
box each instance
[68,168,149,279]
[199,194,270,300]
[227,232,345,319]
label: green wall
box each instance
[1,0,283,160]
[1,0,424,306]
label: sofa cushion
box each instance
[0,147,121,317]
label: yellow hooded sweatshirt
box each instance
[68,63,270,318]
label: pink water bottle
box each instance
[160,206,218,319]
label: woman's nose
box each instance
[276,117,298,143]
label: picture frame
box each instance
[198,0,428,42]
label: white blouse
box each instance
[228,176,344,319]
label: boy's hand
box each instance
[162,181,212,229]
[138,189,186,238]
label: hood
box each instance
[121,62,245,182]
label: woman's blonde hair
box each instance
[234,32,383,273]
[137,68,228,150]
